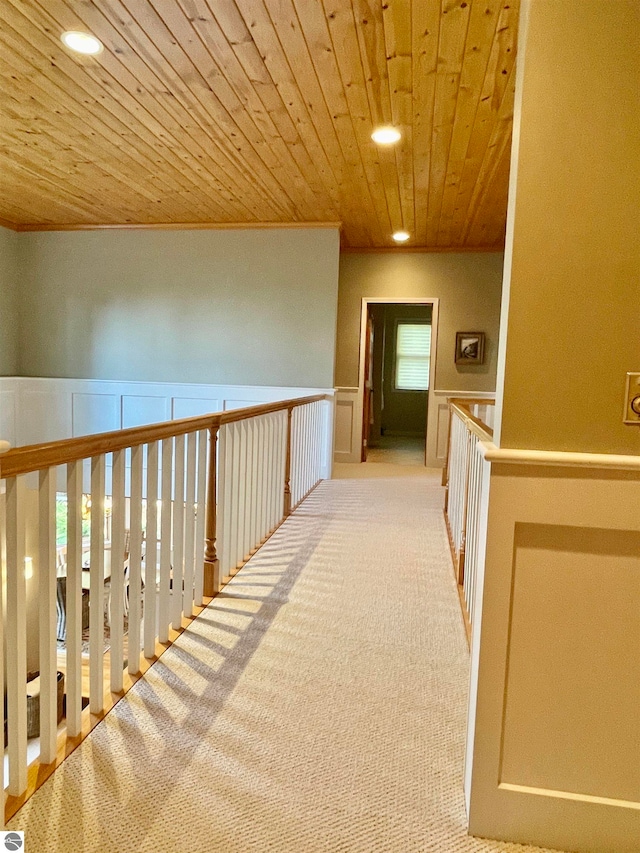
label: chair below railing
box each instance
[442,399,494,640]
[0,394,332,822]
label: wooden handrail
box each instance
[442,398,494,488]
[0,394,329,478]
[448,399,494,441]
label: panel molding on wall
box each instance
[1,376,333,463]
[334,387,359,462]
[0,383,18,446]
[72,392,119,437]
[466,461,640,853]
[334,387,496,467]
[432,390,496,467]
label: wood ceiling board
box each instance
[272,0,378,243]
[0,2,255,223]
[0,0,517,246]
[410,0,441,246]
[446,0,518,246]
[322,0,391,243]
[436,0,503,247]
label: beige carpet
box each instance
[365,435,426,466]
[10,471,563,852]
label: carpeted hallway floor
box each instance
[10,468,562,852]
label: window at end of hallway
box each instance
[395,322,431,391]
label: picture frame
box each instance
[455,332,485,365]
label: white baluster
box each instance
[236,421,247,571]
[242,418,253,562]
[6,476,27,796]
[257,416,266,543]
[38,466,58,764]
[171,434,185,630]
[249,417,259,554]
[266,414,275,534]
[313,400,323,486]
[230,423,240,573]
[89,454,106,715]
[158,438,173,643]
[316,401,323,484]
[272,413,279,526]
[144,441,159,659]
[303,405,310,498]
[290,407,299,507]
[298,406,304,504]
[277,410,286,521]
[262,415,270,538]
[110,449,126,693]
[194,428,208,605]
[128,444,143,675]
[183,431,197,617]
[248,418,259,553]
[66,460,83,736]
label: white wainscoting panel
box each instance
[20,390,72,446]
[72,393,119,436]
[0,386,17,447]
[0,377,332,445]
[122,395,170,429]
[466,459,640,853]
[172,397,220,420]
[224,400,258,411]
[334,388,359,462]
[334,387,495,468]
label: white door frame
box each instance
[356,297,440,467]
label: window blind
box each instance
[395,323,431,391]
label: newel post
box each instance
[203,424,220,597]
[283,406,293,517]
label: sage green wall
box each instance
[336,252,504,391]
[381,304,431,436]
[17,228,340,388]
[496,0,640,455]
[0,225,19,375]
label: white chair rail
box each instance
[0,394,331,821]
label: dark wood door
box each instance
[361,312,374,461]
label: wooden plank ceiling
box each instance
[0,0,519,248]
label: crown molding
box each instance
[13,221,343,233]
[339,245,504,254]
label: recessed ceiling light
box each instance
[393,231,410,243]
[371,126,401,145]
[61,31,104,55]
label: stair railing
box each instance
[0,394,331,821]
[442,399,494,638]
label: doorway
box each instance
[359,299,437,466]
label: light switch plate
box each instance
[623,372,640,424]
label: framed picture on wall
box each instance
[455,332,485,364]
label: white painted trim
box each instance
[0,378,335,462]
[478,441,640,471]
[466,460,640,851]
[357,297,440,467]
[433,389,496,399]
[333,386,497,467]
